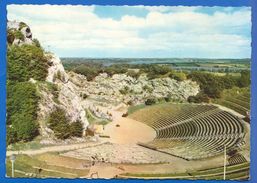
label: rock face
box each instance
[38,54,89,139]
[75,73,200,107]
[7,20,33,45]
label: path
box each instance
[6,141,105,156]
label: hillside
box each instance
[6,21,200,145]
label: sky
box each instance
[7,5,251,58]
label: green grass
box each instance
[85,109,111,125]
[127,104,146,115]
[6,154,89,178]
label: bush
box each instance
[33,39,41,48]
[164,95,172,102]
[7,29,15,45]
[127,70,140,79]
[145,98,156,105]
[81,93,88,99]
[119,86,129,95]
[169,72,187,81]
[143,85,153,93]
[19,22,28,30]
[122,112,128,117]
[188,93,210,103]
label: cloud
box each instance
[7,5,251,58]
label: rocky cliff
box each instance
[7,21,89,141]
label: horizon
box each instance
[7,5,251,59]
[60,57,251,60]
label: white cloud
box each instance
[7,5,251,58]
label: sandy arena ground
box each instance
[103,117,156,144]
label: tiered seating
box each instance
[228,154,247,165]
[130,104,246,160]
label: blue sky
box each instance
[7,5,251,58]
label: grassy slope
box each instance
[120,162,249,180]
[6,153,89,178]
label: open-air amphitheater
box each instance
[7,92,250,179]
[60,99,250,179]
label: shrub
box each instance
[169,72,187,81]
[188,93,210,103]
[143,85,153,93]
[164,95,172,102]
[81,93,88,99]
[7,29,15,45]
[19,22,28,30]
[127,100,133,105]
[14,30,25,41]
[122,112,128,117]
[145,98,156,105]
[32,38,41,48]
[127,70,140,79]
[119,86,129,95]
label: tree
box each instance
[7,82,39,143]
[7,44,49,82]
[70,121,84,137]
[48,108,70,139]
[238,70,250,87]
[48,108,84,139]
